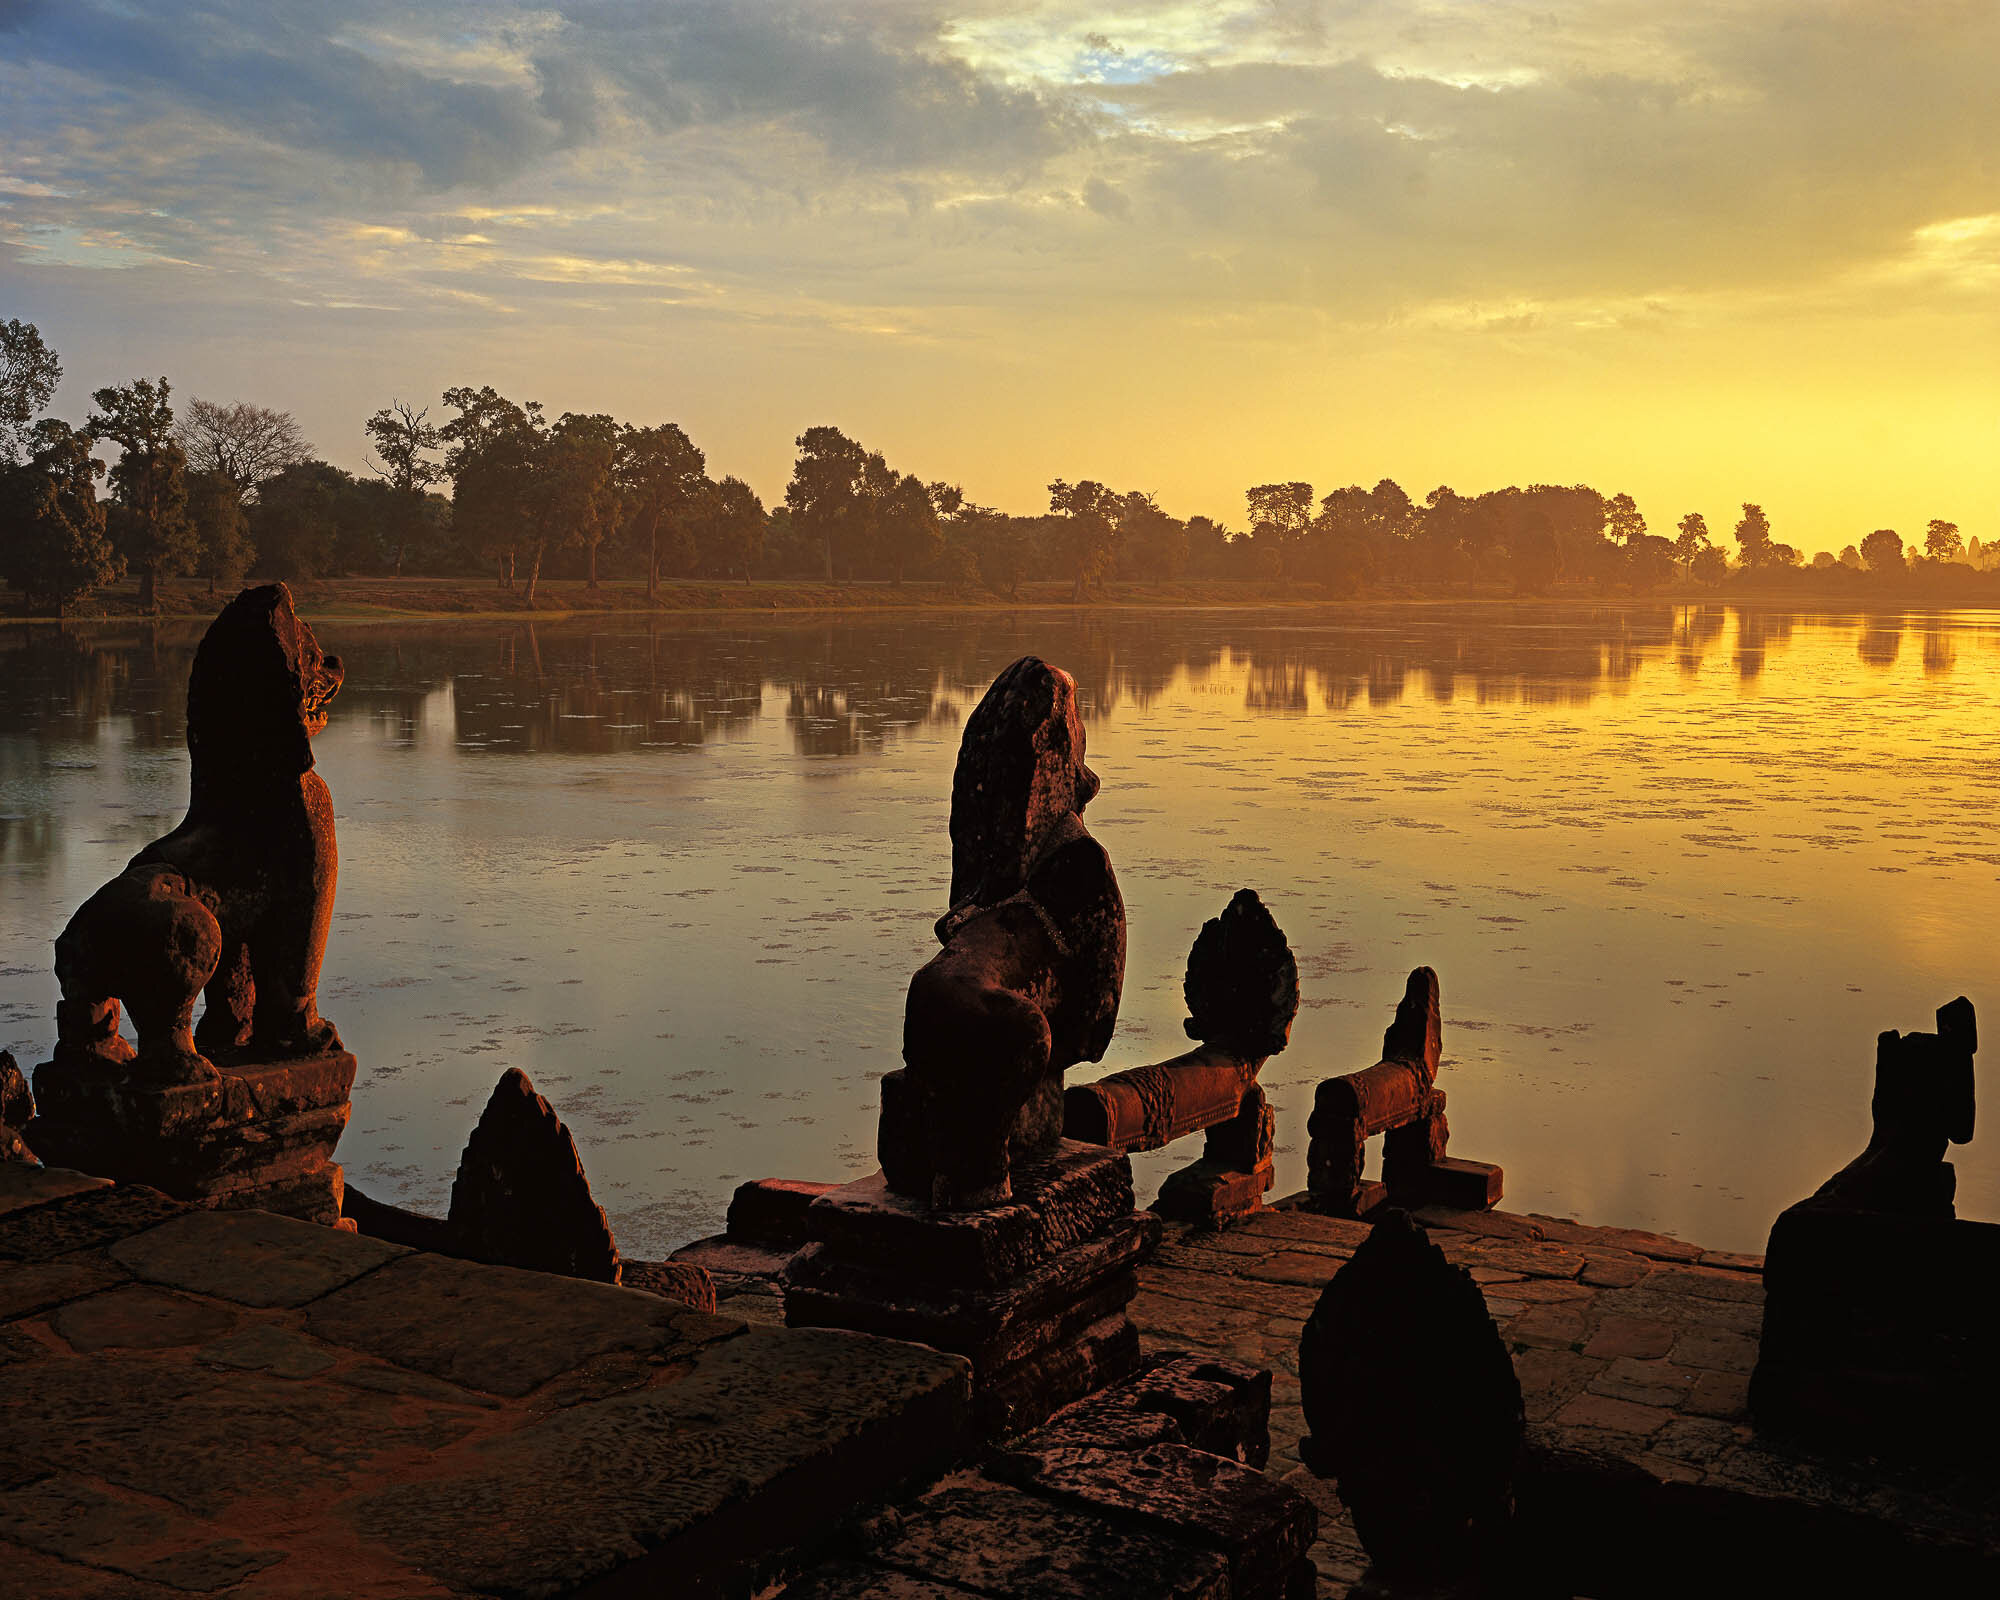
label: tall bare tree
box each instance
[176,399,312,500]
[364,400,445,576]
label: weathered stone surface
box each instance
[622,1258,720,1311]
[0,1254,126,1321]
[339,1180,456,1250]
[1022,1352,1273,1468]
[195,1321,338,1379]
[1066,1048,1255,1155]
[0,1350,484,1521]
[786,1214,1154,1375]
[447,1066,621,1283]
[805,1141,1136,1289]
[1,1473,284,1591]
[346,1326,971,1599]
[0,1183,187,1263]
[0,1162,111,1217]
[1153,1156,1274,1225]
[866,1475,1233,1600]
[727,1177,839,1246]
[669,1234,796,1281]
[999,1441,1317,1598]
[26,1051,355,1224]
[49,1285,238,1353]
[304,1249,741,1397]
[979,1311,1145,1436]
[109,1209,403,1308]
[894,656,1125,1209]
[1298,1210,1522,1581]
[46,585,346,1084]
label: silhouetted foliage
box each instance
[0,419,120,614]
[0,319,62,466]
[89,378,193,610]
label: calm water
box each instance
[3,603,1995,1256]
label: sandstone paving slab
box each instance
[109,1209,406,1309]
[50,1285,239,1353]
[303,1248,742,1397]
[1,1472,285,1591]
[195,1321,339,1380]
[0,1349,486,1519]
[0,1164,111,1217]
[344,1325,972,1599]
[1138,1263,1321,1321]
[0,1185,187,1262]
[0,1252,126,1321]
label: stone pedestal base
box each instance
[783,1140,1161,1435]
[26,1051,354,1226]
[1153,1157,1275,1225]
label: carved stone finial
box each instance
[1299,1209,1522,1579]
[1182,889,1299,1059]
[447,1068,622,1284]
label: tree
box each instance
[1859,528,1905,575]
[1838,544,1862,570]
[441,386,544,589]
[691,475,766,582]
[187,469,253,594]
[1047,478,1121,600]
[364,401,445,576]
[615,422,706,596]
[0,419,120,614]
[786,426,867,581]
[89,378,193,610]
[1245,482,1313,572]
[251,461,351,581]
[527,411,620,599]
[1673,512,1712,578]
[1924,519,1963,562]
[1731,502,1796,569]
[877,471,941,585]
[1625,533,1677,592]
[176,399,311,499]
[1605,492,1647,546]
[1184,515,1231,578]
[1,319,62,465]
[1118,490,1186,585]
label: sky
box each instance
[2,1,1995,551]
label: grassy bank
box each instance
[11,568,2000,624]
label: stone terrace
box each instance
[0,1164,968,1600]
[1125,1197,2000,1595]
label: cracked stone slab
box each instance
[0,1253,127,1322]
[109,1210,405,1309]
[304,1249,743,1397]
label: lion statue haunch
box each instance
[896,656,1125,1210]
[53,584,345,1084]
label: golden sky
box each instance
[2,1,1995,551]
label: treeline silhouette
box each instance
[2,319,1988,615]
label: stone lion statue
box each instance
[892,656,1126,1209]
[51,584,346,1084]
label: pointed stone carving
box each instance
[1299,1209,1522,1580]
[447,1068,622,1284]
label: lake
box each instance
[3,601,1995,1257]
